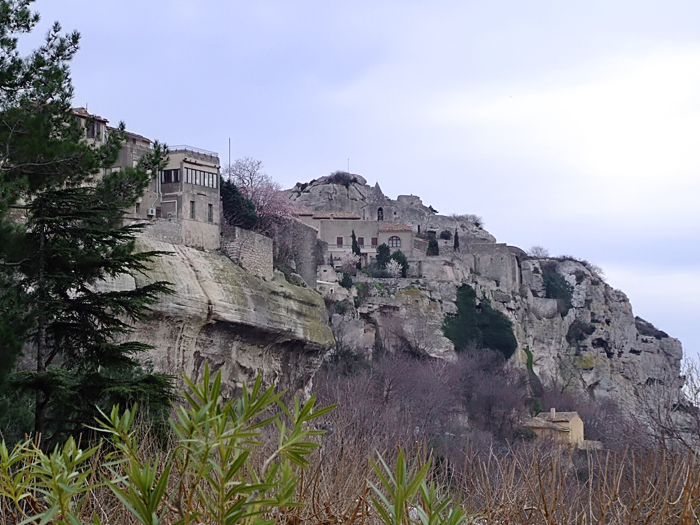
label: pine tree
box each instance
[0,1,173,444]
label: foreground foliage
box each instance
[0,364,699,524]
[0,0,174,444]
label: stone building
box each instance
[296,210,414,268]
[72,108,221,250]
[523,408,585,447]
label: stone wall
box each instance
[467,243,521,292]
[221,227,274,281]
[182,219,220,251]
[136,218,219,251]
[290,219,319,288]
[139,218,183,245]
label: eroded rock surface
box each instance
[111,237,334,396]
[324,256,682,409]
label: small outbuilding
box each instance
[523,408,585,447]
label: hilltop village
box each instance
[73,108,684,427]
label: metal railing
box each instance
[169,144,219,157]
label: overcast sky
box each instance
[25,0,700,360]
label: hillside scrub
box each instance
[442,284,517,359]
[541,262,574,316]
[1,360,699,524]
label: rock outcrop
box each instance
[327,255,682,408]
[108,237,334,397]
[287,175,496,243]
[289,175,684,409]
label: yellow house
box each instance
[524,408,585,447]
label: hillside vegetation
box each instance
[1,366,699,525]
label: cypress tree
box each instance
[0,1,173,444]
[453,229,459,251]
[351,230,361,269]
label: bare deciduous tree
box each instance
[634,358,700,453]
[527,245,550,258]
[222,157,295,235]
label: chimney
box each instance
[550,407,556,420]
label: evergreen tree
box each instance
[220,176,259,230]
[427,237,439,256]
[443,285,517,360]
[0,1,173,444]
[390,249,409,278]
[453,229,459,251]
[375,243,391,269]
[351,230,361,269]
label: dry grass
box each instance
[2,365,700,525]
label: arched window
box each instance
[377,207,384,221]
[388,236,401,248]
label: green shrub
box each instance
[541,262,573,316]
[340,272,353,289]
[427,238,439,256]
[390,249,409,278]
[442,285,517,360]
[327,171,357,188]
[635,316,669,339]
[439,229,452,240]
[0,365,334,525]
[566,320,596,347]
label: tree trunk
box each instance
[34,227,46,440]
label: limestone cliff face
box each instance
[295,177,683,408]
[330,255,682,407]
[110,237,334,397]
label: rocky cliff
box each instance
[289,176,684,409]
[287,174,496,243]
[108,236,334,397]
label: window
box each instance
[184,168,219,188]
[190,201,196,219]
[377,207,384,221]
[208,203,213,223]
[135,203,140,215]
[160,169,180,184]
[357,237,364,247]
[371,237,378,247]
[336,237,343,248]
[388,235,401,248]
